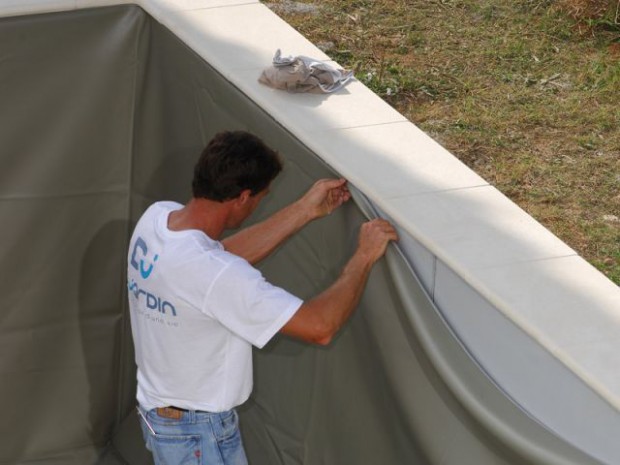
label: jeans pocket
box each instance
[216,409,239,443]
[150,433,202,465]
[214,410,247,465]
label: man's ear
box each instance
[237,189,252,205]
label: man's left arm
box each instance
[222,178,351,265]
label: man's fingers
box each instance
[369,219,396,233]
[321,179,350,198]
[317,178,347,190]
[369,220,399,244]
[358,219,399,262]
[309,178,351,215]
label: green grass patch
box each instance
[266,0,620,284]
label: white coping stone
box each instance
[385,185,576,272]
[236,69,408,131]
[304,121,489,199]
[161,3,331,73]
[140,0,258,23]
[470,255,620,410]
[0,0,260,19]
[0,0,77,17]
[147,0,258,11]
[76,0,257,12]
[75,0,135,9]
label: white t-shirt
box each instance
[127,201,302,412]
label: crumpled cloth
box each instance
[258,49,355,94]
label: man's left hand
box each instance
[301,178,351,219]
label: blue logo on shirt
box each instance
[130,237,159,279]
[128,279,177,317]
[129,237,177,317]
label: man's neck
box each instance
[167,198,230,240]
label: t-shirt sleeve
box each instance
[202,258,303,348]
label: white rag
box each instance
[259,49,355,94]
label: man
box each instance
[127,131,397,465]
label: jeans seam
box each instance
[209,418,227,464]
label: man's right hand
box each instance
[357,219,399,264]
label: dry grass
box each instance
[266,0,620,284]
[556,0,618,22]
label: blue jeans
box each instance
[137,406,248,465]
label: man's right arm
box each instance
[280,219,398,345]
[222,179,350,265]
